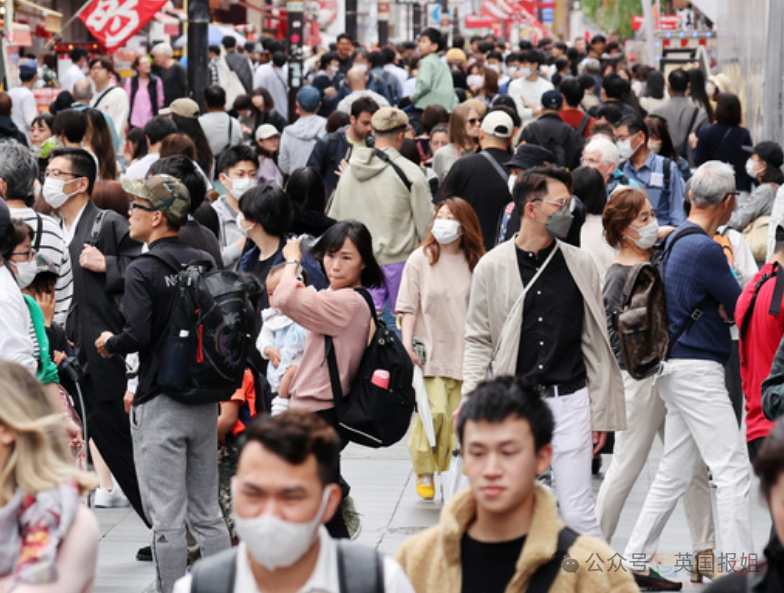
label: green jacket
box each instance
[411,54,458,112]
[23,294,59,385]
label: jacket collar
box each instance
[438,482,565,575]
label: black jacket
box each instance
[67,201,141,402]
[180,218,223,270]
[520,113,584,171]
[105,237,204,404]
[0,115,27,146]
[306,125,373,200]
[440,147,512,251]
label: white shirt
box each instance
[61,202,88,247]
[384,64,408,88]
[335,90,390,114]
[173,529,415,593]
[199,111,244,157]
[507,75,554,128]
[123,152,160,182]
[91,84,130,145]
[8,85,36,138]
[402,77,417,98]
[0,264,36,375]
[60,63,85,94]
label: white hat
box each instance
[481,111,514,139]
[255,124,280,141]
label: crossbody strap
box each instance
[527,527,580,593]
[479,150,510,187]
[33,212,43,253]
[336,540,384,593]
[679,106,700,156]
[374,149,412,191]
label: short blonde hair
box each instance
[0,362,96,502]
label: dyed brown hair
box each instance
[423,197,485,271]
[602,187,648,249]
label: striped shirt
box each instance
[9,206,73,327]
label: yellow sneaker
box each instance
[416,474,435,500]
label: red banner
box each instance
[80,0,168,53]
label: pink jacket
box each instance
[274,279,372,412]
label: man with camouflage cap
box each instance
[328,107,433,313]
[96,174,230,593]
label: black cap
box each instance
[744,141,784,169]
[507,144,556,170]
[541,89,563,111]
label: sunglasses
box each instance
[467,118,480,125]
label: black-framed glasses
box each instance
[44,169,78,179]
[129,201,157,213]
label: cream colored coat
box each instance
[395,483,640,593]
[462,237,626,432]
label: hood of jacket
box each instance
[285,115,326,141]
[349,146,398,183]
[0,115,20,137]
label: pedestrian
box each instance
[650,69,707,164]
[254,124,283,187]
[173,411,417,593]
[728,141,784,234]
[395,377,638,593]
[89,56,129,147]
[520,89,584,170]
[306,96,379,200]
[199,85,244,159]
[462,166,626,540]
[237,184,326,310]
[124,115,177,181]
[8,61,38,141]
[328,107,433,315]
[574,166,615,278]
[253,51,289,122]
[125,55,164,131]
[588,74,639,119]
[151,43,187,107]
[507,49,554,129]
[335,67,390,114]
[396,197,484,500]
[440,110,514,251]
[250,86,288,133]
[596,187,716,590]
[273,223,386,538]
[692,93,754,194]
[624,161,754,579]
[60,47,88,94]
[71,78,120,152]
[432,102,480,183]
[279,86,326,176]
[83,108,119,181]
[559,76,596,139]
[0,92,27,146]
[616,114,686,227]
[0,361,99,593]
[222,35,254,94]
[311,51,344,117]
[285,166,336,238]
[166,98,215,178]
[409,28,458,118]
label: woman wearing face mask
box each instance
[728,141,784,235]
[476,68,499,108]
[238,185,326,311]
[274,221,386,538]
[396,198,485,500]
[596,188,717,588]
[645,115,691,182]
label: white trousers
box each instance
[595,371,715,550]
[545,387,603,539]
[624,359,753,566]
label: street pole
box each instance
[412,3,421,38]
[378,0,389,48]
[287,0,304,122]
[187,0,209,109]
[346,0,357,40]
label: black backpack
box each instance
[325,289,415,448]
[526,123,569,167]
[144,250,256,404]
[190,540,384,593]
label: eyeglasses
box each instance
[11,249,36,259]
[129,201,157,213]
[44,169,78,179]
[467,118,481,125]
[535,197,571,209]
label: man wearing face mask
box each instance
[311,51,346,117]
[462,166,626,541]
[617,114,686,227]
[212,145,259,269]
[507,49,553,129]
[173,411,416,593]
[45,147,148,531]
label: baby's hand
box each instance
[265,347,281,368]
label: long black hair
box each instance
[311,220,385,289]
[172,114,214,178]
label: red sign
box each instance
[632,14,680,31]
[465,15,496,28]
[80,0,168,53]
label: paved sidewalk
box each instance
[94,437,772,592]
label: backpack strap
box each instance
[527,527,580,593]
[661,157,672,198]
[142,249,215,273]
[740,263,779,343]
[374,149,412,192]
[33,212,43,253]
[576,112,591,136]
[679,106,700,157]
[769,263,784,317]
[479,150,510,187]
[89,210,108,246]
[336,540,384,593]
[190,547,237,593]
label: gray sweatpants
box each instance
[131,395,230,593]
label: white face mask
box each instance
[519,66,533,78]
[13,260,37,289]
[233,488,330,571]
[42,177,80,209]
[648,140,662,154]
[616,138,635,161]
[485,64,500,74]
[746,158,762,179]
[354,63,368,73]
[236,213,255,237]
[705,82,716,97]
[431,218,461,245]
[627,220,659,250]
[508,173,517,194]
[467,74,484,89]
[506,66,518,78]
[229,177,257,200]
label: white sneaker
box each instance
[94,486,130,508]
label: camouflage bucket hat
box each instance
[122,174,191,223]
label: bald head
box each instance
[347,67,368,91]
[73,78,93,102]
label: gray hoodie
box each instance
[278,115,327,175]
